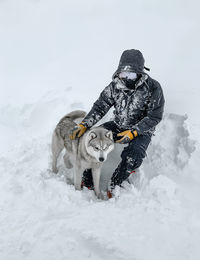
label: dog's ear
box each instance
[105,130,113,140]
[89,131,97,140]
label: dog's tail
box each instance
[58,110,87,124]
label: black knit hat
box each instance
[113,49,148,78]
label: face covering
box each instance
[121,78,137,89]
[118,72,138,89]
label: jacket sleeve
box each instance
[82,83,115,128]
[133,81,165,135]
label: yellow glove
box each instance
[70,123,87,140]
[116,130,138,144]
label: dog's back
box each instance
[56,110,87,140]
[58,110,87,125]
[51,110,86,172]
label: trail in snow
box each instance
[0,88,199,260]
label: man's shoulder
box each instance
[147,75,162,92]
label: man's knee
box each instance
[121,145,146,160]
[126,156,143,170]
[121,143,147,170]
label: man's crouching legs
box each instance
[108,134,152,193]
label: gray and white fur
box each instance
[51,110,114,199]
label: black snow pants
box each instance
[82,121,152,190]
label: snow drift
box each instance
[0,88,199,260]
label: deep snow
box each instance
[0,87,199,260]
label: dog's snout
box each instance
[99,157,104,162]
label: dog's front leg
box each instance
[92,166,102,199]
[73,166,82,191]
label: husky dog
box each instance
[51,110,114,198]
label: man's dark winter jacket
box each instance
[83,49,165,135]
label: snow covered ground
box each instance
[0,88,199,260]
[0,1,200,260]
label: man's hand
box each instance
[70,123,87,140]
[116,130,138,144]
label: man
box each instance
[71,49,165,198]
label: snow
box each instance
[0,87,199,260]
[0,1,200,260]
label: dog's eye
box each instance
[94,147,100,151]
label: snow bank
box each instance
[0,89,199,260]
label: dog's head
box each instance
[85,127,114,163]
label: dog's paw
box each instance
[97,192,107,200]
[74,185,82,191]
[52,167,58,174]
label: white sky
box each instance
[0,0,199,122]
